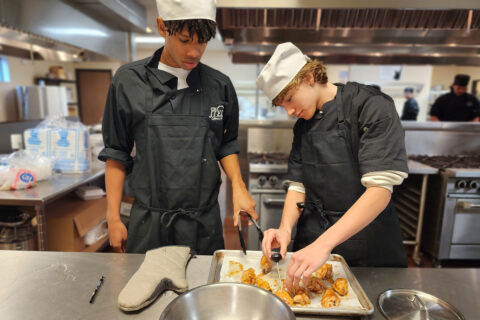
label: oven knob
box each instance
[456,180,467,189]
[258,175,267,186]
[268,175,278,186]
[468,180,479,189]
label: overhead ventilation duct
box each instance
[0,0,147,62]
[64,0,147,33]
[0,26,87,62]
[216,3,480,65]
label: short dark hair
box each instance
[404,87,414,93]
[164,19,216,43]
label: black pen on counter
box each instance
[89,275,105,304]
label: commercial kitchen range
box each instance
[408,155,480,265]
[1,250,478,319]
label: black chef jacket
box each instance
[288,82,408,187]
[401,98,419,121]
[430,90,480,121]
[98,47,240,202]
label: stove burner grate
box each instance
[409,155,480,169]
[248,152,289,165]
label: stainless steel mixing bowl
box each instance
[159,282,295,320]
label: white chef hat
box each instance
[157,0,216,22]
[256,42,311,102]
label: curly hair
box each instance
[164,19,216,44]
[272,59,328,106]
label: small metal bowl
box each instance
[159,282,295,320]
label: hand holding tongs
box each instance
[245,212,264,242]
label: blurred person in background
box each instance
[401,87,419,121]
[430,74,480,122]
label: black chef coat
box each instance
[287,82,408,267]
[288,82,408,191]
[99,47,239,205]
[401,98,419,121]
[98,47,240,253]
[430,90,480,121]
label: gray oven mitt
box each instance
[118,246,191,312]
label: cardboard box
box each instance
[45,193,107,252]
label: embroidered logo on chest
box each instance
[210,105,224,120]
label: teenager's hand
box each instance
[284,241,331,292]
[232,186,257,227]
[262,228,291,261]
[107,218,127,253]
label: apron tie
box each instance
[145,202,217,227]
[297,200,343,229]
[159,208,199,227]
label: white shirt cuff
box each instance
[361,170,408,193]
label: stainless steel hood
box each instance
[0,0,147,62]
[216,1,480,65]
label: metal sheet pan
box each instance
[207,250,374,316]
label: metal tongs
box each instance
[238,212,263,255]
[246,213,283,291]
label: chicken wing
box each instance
[292,287,311,306]
[321,288,340,308]
[241,268,256,285]
[228,260,244,277]
[316,263,333,280]
[332,278,348,296]
[260,255,273,274]
[256,277,272,292]
[306,276,324,293]
[293,293,311,306]
[274,289,294,306]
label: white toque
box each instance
[256,42,310,101]
[156,0,216,22]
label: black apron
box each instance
[293,86,407,267]
[125,68,224,254]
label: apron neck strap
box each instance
[335,85,345,130]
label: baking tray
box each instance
[207,250,374,316]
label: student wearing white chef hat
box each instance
[258,42,409,291]
[100,0,257,255]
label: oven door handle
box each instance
[448,194,480,199]
[263,198,285,206]
[458,201,480,209]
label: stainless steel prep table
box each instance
[0,162,105,250]
[1,250,478,320]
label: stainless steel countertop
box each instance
[407,160,439,175]
[1,250,478,320]
[0,162,105,205]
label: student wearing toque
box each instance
[401,87,419,121]
[257,43,408,291]
[99,0,257,254]
[430,74,480,122]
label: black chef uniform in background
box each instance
[288,82,408,267]
[99,48,239,254]
[401,88,419,121]
[430,75,480,121]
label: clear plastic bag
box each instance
[23,116,91,173]
[0,150,53,190]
